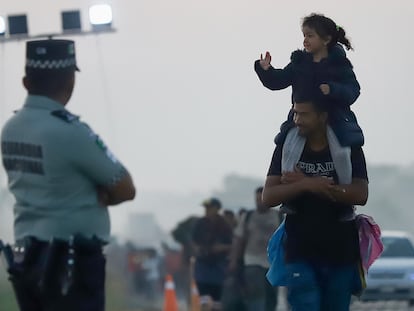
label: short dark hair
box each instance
[293,87,329,113]
[25,69,74,97]
[302,13,353,50]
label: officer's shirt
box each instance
[1,95,127,242]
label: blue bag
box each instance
[266,219,288,286]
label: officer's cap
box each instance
[25,39,80,72]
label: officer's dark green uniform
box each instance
[0,39,134,311]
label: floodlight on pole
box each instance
[61,10,82,33]
[8,14,28,36]
[1,6,115,43]
[89,4,113,31]
[0,17,5,36]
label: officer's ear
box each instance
[22,76,30,91]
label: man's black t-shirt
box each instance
[192,215,233,263]
[267,143,368,264]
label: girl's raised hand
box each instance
[259,51,272,70]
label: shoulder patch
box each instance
[51,110,79,123]
[95,135,119,164]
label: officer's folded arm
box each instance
[98,172,136,206]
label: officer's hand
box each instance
[259,51,272,70]
[97,187,110,206]
[320,84,330,95]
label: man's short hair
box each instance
[25,70,74,96]
[293,86,329,112]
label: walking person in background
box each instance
[229,187,281,311]
[171,215,200,301]
[192,198,233,311]
[255,13,363,148]
[223,209,238,230]
[262,86,369,311]
[142,248,161,302]
[1,39,136,311]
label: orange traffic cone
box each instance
[163,274,179,311]
[189,277,200,311]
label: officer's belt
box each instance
[15,234,105,256]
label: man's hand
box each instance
[281,166,305,184]
[320,83,330,95]
[259,51,272,70]
[300,176,336,201]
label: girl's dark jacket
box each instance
[254,44,364,146]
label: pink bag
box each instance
[355,214,384,271]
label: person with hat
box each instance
[191,198,233,311]
[1,39,136,311]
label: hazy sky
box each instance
[1,0,413,195]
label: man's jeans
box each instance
[244,265,278,311]
[285,261,360,311]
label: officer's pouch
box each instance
[12,237,41,267]
[72,235,105,294]
[38,238,64,293]
[73,234,104,254]
[6,237,45,305]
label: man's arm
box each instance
[270,172,368,205]
[262,174,335,208]
[263,175,299,208]
[328,178,368,206]
[228,236,246,272]
[66,122,136,206]
[97,172,136,206]
[228,214,248,271]
[328,146,369,206]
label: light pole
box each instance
[0,3,119,162]
[0,4,116,43]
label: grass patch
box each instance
[0,273,19,311]
[0,269,147,311]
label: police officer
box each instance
[1,39,136,311]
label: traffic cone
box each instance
[189,277,200,311]
[163,274,179,311]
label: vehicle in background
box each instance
[361,230,414,305]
